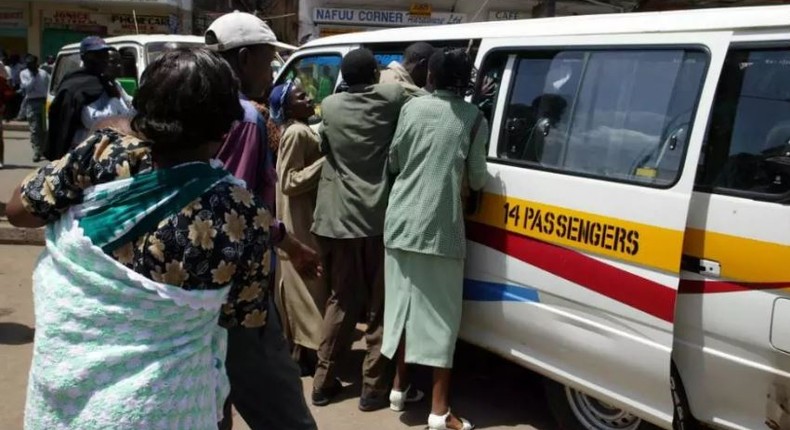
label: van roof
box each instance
[59,34,204,52]
[303,4,790,49]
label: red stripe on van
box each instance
[678,279,790,294]
[467,222,676,323]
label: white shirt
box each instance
[19,68,50,99]
[0,62,9,80]
[72,81,134,145]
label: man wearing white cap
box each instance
[206,11,318,430]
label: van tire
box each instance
[670,363,701,430]
[544,378,648,430]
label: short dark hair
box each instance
[132,48,243,153]
[24,54,38,66]
[341,48,378,86]
[428,48,473,95]
[403,42,434,66]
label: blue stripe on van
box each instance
[463,279,540,303]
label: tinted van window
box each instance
[498,49,707,187]
[699,48,790,199]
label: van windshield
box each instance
[145,42,204,65]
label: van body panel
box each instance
[270,8,790,428]
[674,32,790,429]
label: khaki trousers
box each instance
[312,235,389,398]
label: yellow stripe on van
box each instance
[683,229,790,283]
[468,193,684,274]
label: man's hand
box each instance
[277,235,324,279]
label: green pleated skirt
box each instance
[381,247,464,369]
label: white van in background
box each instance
[47,34,205,112]
[275,5,790,430]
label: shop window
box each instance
[497,49,707,188]
[280,54,342,119]
[50,52,81,95]
[698,47,790,201]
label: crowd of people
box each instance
[6,10,488,430]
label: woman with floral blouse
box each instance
[6,48,320,430]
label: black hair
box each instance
[24,54,38,66]
[131,48,243,154]
[403,42,435,65]
[428,48,473,96]
[341,48,378,86]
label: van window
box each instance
[498,49,707,187]
[281,54,342,118]
[117,47,140,96]
[50,52,81,95]
[698,47,790,200]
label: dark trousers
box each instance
[312,235,389,398]
[220,301,317,430]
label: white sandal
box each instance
[389,385,425,411]
[428,409,474,430]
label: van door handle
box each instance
[681,255,721,277]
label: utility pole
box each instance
[533,0,557,17]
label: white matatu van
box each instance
[47,34,205,112]
[276,5,790,430]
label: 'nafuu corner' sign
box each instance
[313,7,466,27]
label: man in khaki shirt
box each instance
[379,42,434,97]
[311,48,408,411]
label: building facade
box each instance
[298,0,628,44]
[1,0,192,59]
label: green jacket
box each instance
[384,91,489,259]
[312,83,408,238]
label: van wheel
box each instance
[670,363,701,430]
[544,379,647,430]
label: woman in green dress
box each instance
[382,49,489,430]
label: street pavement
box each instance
[0,128,556,429]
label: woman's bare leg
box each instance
[432,367,465,428]
[392,336,408,392]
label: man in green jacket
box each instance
[311,48,408,411]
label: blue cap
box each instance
[80,36,110,54]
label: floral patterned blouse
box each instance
[20,129,278,328]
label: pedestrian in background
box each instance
[46,36,117,160]
[19,54,49,162]
[269,80,327,376]
[40,55,56,75]
[205,11,319,430]
[0,65,13,168]
[310,48,409,411]
[382,48,487,430]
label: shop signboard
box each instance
[313,7,466,27]
[67,0,183,7]
[488,10,532,21]
[108,14,171,34]
[44,10,172,35]
[0,8,25,29]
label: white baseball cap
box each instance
[205,11,295,52]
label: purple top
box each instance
[216,95,284,243]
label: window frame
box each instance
[694,42,790,204]
[484,44,711,190]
